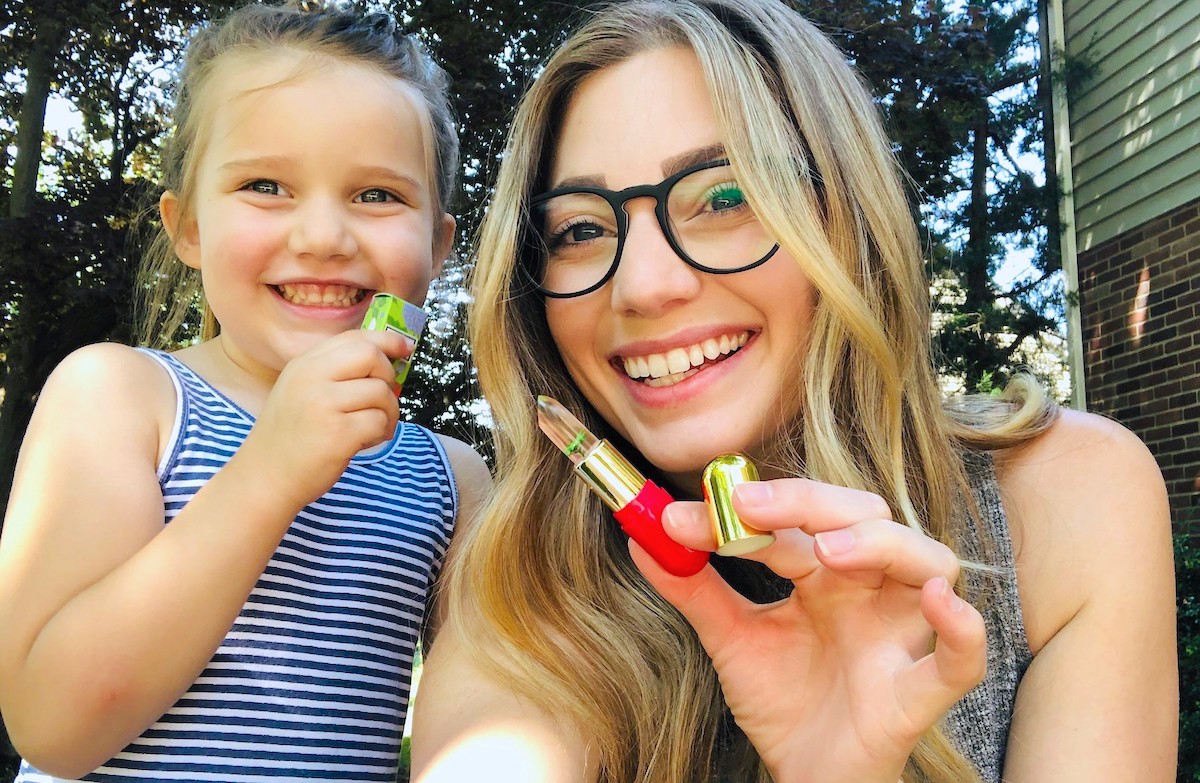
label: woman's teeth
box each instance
[622,331,750,386]
[277,283,364,307]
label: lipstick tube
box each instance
[536,395,709,577]
[360,292,428,391]
[702,453,776,556]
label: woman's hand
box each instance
[632,479,987,783]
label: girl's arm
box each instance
[411,624,598,783]
[998,409,1177,781]
[423,434,492,646]
[0,332,404,777]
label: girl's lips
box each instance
[271,281,371,307]
[269,285,374,320]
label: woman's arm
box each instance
[412,624,598,782]
[424,434,492,645]
[999,409,1178,781]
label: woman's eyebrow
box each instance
[661,143,727,177]
[546,143,729,191]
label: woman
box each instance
[412,1,1178,780]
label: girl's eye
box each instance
[245,180,281,195]
[358,188,398,204]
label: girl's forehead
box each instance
[185,51,437,203]
[197,51,433,162]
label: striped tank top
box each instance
[15,348,458,782]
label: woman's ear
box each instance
[431,212,456,278]
[159,191,201,269]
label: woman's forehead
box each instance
[548,46,723,187]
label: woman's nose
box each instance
[609,200,702,317]
[288,197,359,261]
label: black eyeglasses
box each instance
[525,158,779,298]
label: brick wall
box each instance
[1079,196,1200,531]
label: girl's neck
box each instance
[173,337,278,416]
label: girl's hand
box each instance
[632,479,987,783]
[240,329,411,511]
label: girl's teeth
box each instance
[278,284,362,306]
[648,354,669,377]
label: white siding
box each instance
[1065,0,1200,250]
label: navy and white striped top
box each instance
[16,348,458,783]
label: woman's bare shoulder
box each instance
[993,407,1172,652]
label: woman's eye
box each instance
[245,180,280,195]
[706,184,746,211]
[564,222,604,243]
[358,188,397,204]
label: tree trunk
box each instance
[9,16,64,219]
[1,14,66,518]
[963,105,992,389]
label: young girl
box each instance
[412,0,1177,781]
[0,3,489,781]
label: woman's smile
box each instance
[616,330,752,387]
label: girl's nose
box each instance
[288,197,359,260]
[609,200,702,317]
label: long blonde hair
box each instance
[450,1,1057,780]
[134,1,459,349]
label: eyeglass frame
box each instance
[525,157,781,299]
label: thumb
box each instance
[629,541,751,652]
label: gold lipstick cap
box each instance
[702,454,775,556]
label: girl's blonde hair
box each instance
[135,1,459,349]
[451,0,1057,781]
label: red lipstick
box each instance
[536,395,709,577]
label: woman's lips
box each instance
[617,330,752,388]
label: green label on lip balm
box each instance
[360,293,428,388]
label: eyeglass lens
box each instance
[531,162,775,297]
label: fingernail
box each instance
[663,504,686,531]
[815,529,855,557]
[937,577,965,613]
[734,482,772,506]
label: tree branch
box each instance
[1004,268,1055,299]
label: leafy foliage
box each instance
[1177,531,1200,781]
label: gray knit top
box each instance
[942,451,1033,781]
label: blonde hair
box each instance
[134,1,458,348]
[450,1,1057,781]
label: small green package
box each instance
[360,293,428,389]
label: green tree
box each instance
[803,0,1063,395]
[0,0,239,770]
[392,0,587,462]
